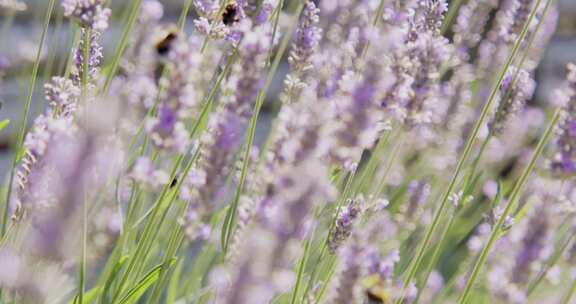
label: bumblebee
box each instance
[221,1,240,26]
[154,25,179,56]
[362,274,392,304]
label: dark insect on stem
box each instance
[222,3,240,26]
[170,175,179,188]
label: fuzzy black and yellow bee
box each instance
[362,274,392,304]
[222,1,240,26]
[154,26,179,56]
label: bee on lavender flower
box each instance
[154,25,179,56]
[362,274,392,304]
[221,1,240,26]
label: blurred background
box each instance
[1,0,576,173]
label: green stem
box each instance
[1,0,56,237]
[440,0,464,35]
[42,9,64,85]
[290,237,311,304]
[457,108,561,304]
[562,274,576,304]
[78,26,92,304]
[414,208,458,302]
[394,0,546,301]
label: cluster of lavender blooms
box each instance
[4,0,576,303]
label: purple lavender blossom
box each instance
[180,24,271,239]
[289,1,321,78]
[44,77,80,117]
[552,63,576,175]
[61,0,111,30]
[11,114,79,217]
[146,105,190,153]
[72,29,104,86]
[452,0,498,61]
[511,208,550,284]
[403,180,431,220]
[192,0,218,17]
[329,214,398,303]
[328,195,364,254]
[489,67,536,135]
[216,161,335,304]
[477,0,535,76]
[331,63,387,166]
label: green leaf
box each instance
[71,286,100,304]
[118,259,176,304]
[0,120,9,132]
[166,259,183,304]
[492,181,503,211]
[100,255,129,304]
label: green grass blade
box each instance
[0,120,9,132]
[118,259,176,304]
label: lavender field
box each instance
[1,0,576,303]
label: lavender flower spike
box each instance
[289,1,321,79]
[552,63,576,175]
[328,195,364,254]
[72,29,105,86]
[489,66,536,135]
[44,77,80,118]
[180,24,272,239]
